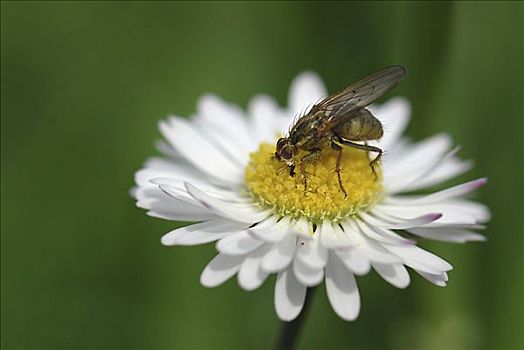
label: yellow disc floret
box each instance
[244,143,383,223]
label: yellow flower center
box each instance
[244,142,383,223]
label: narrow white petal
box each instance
[356,216,415,245]
[335,249,371,276]
[275,268,307,321]
[375,200,489,226]
[406,178,488,203]
[385,245,453,274]
[248,94,284,144]
[292,257,324,287]
[320,220,355,248]
[295,236,328,269]
[156,180,248,204]
[384,134,452,193]
[402,156,473,191]
[185,182,271,223]
[367,210,443,229]
[408,227,486,243]
[341,221,402,264]
[416,270,448,287]
[137,158,207,185]
[196,94,254,150]
[292,217,315,238]
[237,245,271,291]
[288,72,327,117]
[372,263,410,289]
[159,117,243,183]
[216,231,264,255]
[161,218,247,246]
[200,254,244,288]
[261,234,297,273]
[135,187,214,221]
[325,253,360,321]
[370,97,411,151]
[248,216,291,243]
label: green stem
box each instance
[275,287,317,350]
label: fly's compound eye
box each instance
[279,145,294,160]
[280,146,293,160]
[275,138,295,161]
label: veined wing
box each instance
[311,65,405,124]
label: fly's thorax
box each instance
[290,112,333,150]
[336,109,383,141]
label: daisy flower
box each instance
[132,71,489,321]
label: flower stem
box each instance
[276,287,317,350]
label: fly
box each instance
[274,65,406,197]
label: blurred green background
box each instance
[2,1,523,349]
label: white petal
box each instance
[341,221,402,264]
[135,187,213,221]
[356,216,415,245]
[196,94,254,150]
[416,270,448,287]
[404,178,488,203]
[367,210,443,229]
[375,200,489,226]
[408,227,486,243]
[185,182,271,223]
[292,217,315,238]
[401,156,473,191]
[384,134,452,193]
[137,157,208,185]
[261,235,297,273]
[200,254,243,288]
[248,216,291,243]
[372,263,410,289]
[385,245,453,274]
[237,245,271,291]
[292,256,324,287]
[295,236,328,269]
[161,218,247,246]
[288,72,327,116]
[320,220,356,249]
[325,253,360,321]
[154,179,247,204]
[335,249,371,276]
[194,118,249,166]
[159,117,243,184]
[216,231,264,255]
[274,268,307,321]
[248,94,284,144]
[370,97,411,151]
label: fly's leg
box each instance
[335,135,383,181]
[289,164,296,177]
[300,149,321,192]
[331,142,347,198]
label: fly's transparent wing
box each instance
[311,65,405,124]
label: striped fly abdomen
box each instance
[335,108,383,141]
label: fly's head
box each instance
[275,137,297,169]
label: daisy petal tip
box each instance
[428,213,442,220]
[199,275,215,288]
[160,234,175,246]
[475,177,488,188]
[416,213,443,225]
[336,308,360,322]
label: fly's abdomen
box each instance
[335,109,384,141]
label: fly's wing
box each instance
[311,65,405,125]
